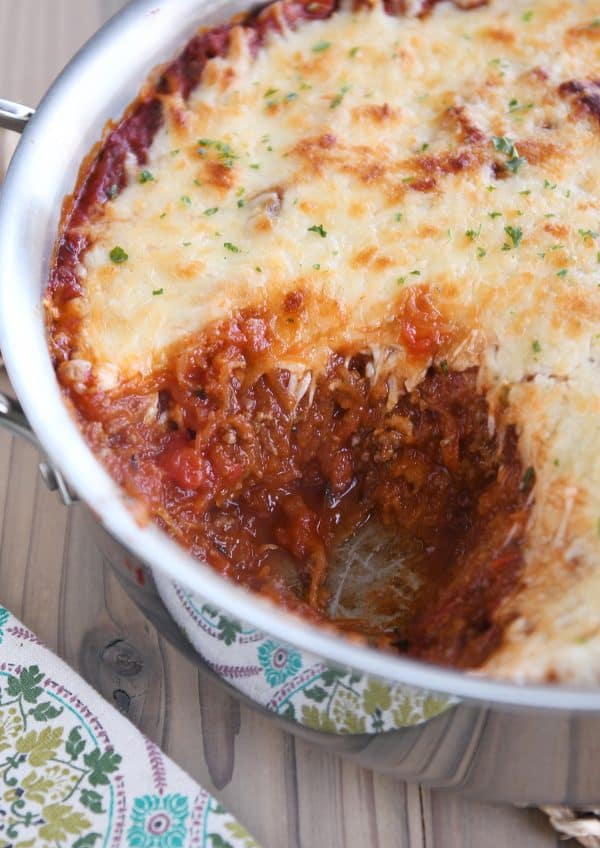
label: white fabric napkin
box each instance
[0,603,260,848]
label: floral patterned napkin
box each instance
[0,605,260,848]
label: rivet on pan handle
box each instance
[0,98,35,134]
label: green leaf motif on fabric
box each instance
[30,700,63,722]
[422,694,452,720]
[300,705,337,732]
[274,661,455,734]
[80,788,105,814]
[66,726,86,760]
[73,834,102,848]
[216,615,243,646]
[38,803,91,841]
[362,680,392,715]
[7,665,44,703]
[208,835,235,848]
[83,748,122,786]
[0,665,121,846]
[303,686,328,703]
[16,726,63,766]
[21,770,55,803]
[0,707,23,753]
[225,821,262,848]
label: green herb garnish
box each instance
[492,135,527,174]
[465,225,481,241]
[109,246,128,264]
[312,40,332,52]
[308,224,327,237]
[504,225,523,249]
[330,85,350,109]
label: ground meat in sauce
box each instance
[64,308,530,671]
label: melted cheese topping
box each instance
[69,0,600,681]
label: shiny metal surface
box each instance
[0,0,599,802]
[0,97,34,132]
[0,391,39,446]
[0,392,77,504]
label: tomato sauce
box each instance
[64,306,531,670]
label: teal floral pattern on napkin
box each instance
[154,583,457,736]
[0,606,261,848]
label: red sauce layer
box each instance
[62,306,530,670]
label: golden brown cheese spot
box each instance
[559,78,600,125]
[351,102,401,123]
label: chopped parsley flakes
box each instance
[152,288,164,296]
[503,225,523,249]
[224,242,240,253]
[492,135,527,174]
[508,99,533,113]
[308,224,327,237]
[330,85,350,109]
[203,207,219,216]
[312,40,332,52]
[181,195,192,207]
[109,246,128,264]
[139,170,154,183]
[532,339,541,354]
[197,139,238,168]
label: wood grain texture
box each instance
[0,3,573,845]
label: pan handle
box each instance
[0,98,35,133]
[0,102,75,503]
[0,392,77,505]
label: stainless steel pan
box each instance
[1,0,599,804]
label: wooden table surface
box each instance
[0,2,577,846]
